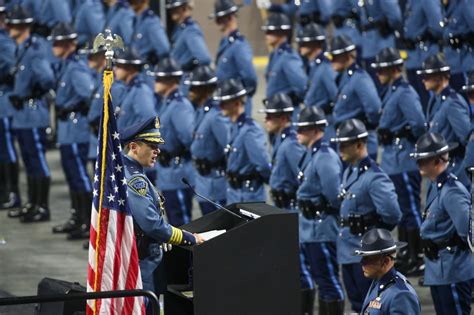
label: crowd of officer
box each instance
[0,0,473,314]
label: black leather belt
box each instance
[227,171,263,190]
[271,189,296,209]
[422,233,469,261]
[193,158,226,176]
[340,212,380,236]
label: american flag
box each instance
[87,71,145,315]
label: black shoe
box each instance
[52,211,80,233]
[418,276,425,286]
[67,224,90,240]
[0,193,22,210]
[20,206,50,223]
[406,260,425,277]
[8,203,33,218]
[302,289,315,315]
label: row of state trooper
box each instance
[0,1,473,315]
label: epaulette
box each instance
[319,142,330,153]
[392,275,411,292]
[143,8,155,18]
[127,175,148,197]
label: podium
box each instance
[164,202,300,315]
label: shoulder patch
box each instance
[128,176,148,196]
[369,160,382,173]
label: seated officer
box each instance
[214,78,271,203]
[411,132,474,315]
[329,35,381,159]
[295,106,345,315]
[332,119,401,313]
[187,65,230,215]
[120,117,204,301]
[372,47,426,276]
[418,54,471,188]
[150,57,195,226]
[262,12,308,107]
[354,228,421,314]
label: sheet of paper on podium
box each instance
[200,229,226,241]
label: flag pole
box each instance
[90,29,124,314]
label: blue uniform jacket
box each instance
[297,139,342,243]
[34,0,72,29]
[304,51,337,111]
[55,54,94,144]
[115,75,156,131]
[420,171,474,285]
[155,89,195,191]
[190,100,230,202]
[0,29,16,118]
[216,30,257,96]
[333,63,381,155]
[359,0,402,59]
[131,8,170,64]
[269,126,305,195]
[11,36,55,129]
[226,113,272,203]
[171,17,211,69]
[427,86,471,185]
[403,0,443,70]
[379,77,426,175]
[338,156,401,264]
[332,0,362,46]
[265,41,308,100]
[361,268,421,315]
[73,0,105,46]
[270,0,333,25]
[442,0,474,73]
[105,0,134,46]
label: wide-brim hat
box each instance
[261,12,292,32]
[328,35,356,56]
[5,5,34,25]
[165,0,189,9]
[148,57,184,78]
[213,78,248,102]
[416,54,450,75]
[410,132,458,160]
[208,0,241,19]
[114,48,145,66]
[353,228,407,257]
[295,22,326,43]
[331,119,368,143]
[462,72,474,92]
[293,106,327,127]
[371,48,403,69]
[183,64,218,86]
[258,93,294,114]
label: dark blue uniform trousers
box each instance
[390,171,422,228]
[59,143,92,192]
[430,280,472,315]
[15,128,50,177]
[0,117,17,163]
[342,263,372,312]
[162,188,193,227]
[299,246,315,290]
[303,242,345,301]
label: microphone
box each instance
[181,178,245,220]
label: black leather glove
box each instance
[8,95,24,110]
[377,19,393,38]
[332,15,344,28]
[56,107,69,121]
[377,128,394,145]
[89,119,100,136]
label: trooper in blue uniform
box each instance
[130,0,170,66]
[372,48,426,276]
[103,0,134,46]
[355,228,421,315]
[329,35,382,159]
[332,119,401,312]
[73,0,105,46]
[296,23,337,122]
[411,132,474,315]
[402,0,443,111]
[211,0,257,116]
[260,93,305,211]
[441,0,474,92]
[150,57,195,226]
[262,12,308,107]
[166,0,211,72]
[461,73,474,188]
[295,107,345,315]
[215,78,271,203]
[6,5,55,222]
[187,65,230,215]
[357,0,402,89]
[257,0,333,27]
[113,48,155,131]
[418,54,471,188]
[120,117,204,307]
[48,23,94,240]
[0,0,21,210]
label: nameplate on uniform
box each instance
[368,297,382,309]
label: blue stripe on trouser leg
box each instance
[342,263,372,312]
[59,143,92,192]
[299,246,314,290]
[0,117,17,163]
[305,242,344,300]
[16,128,50,177]
[390,171,422,228]
[430,281,472,315]
[162,188,193,226]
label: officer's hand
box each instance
[8,95,24,110]
[256,0,271,9]
[193,233,206,245]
